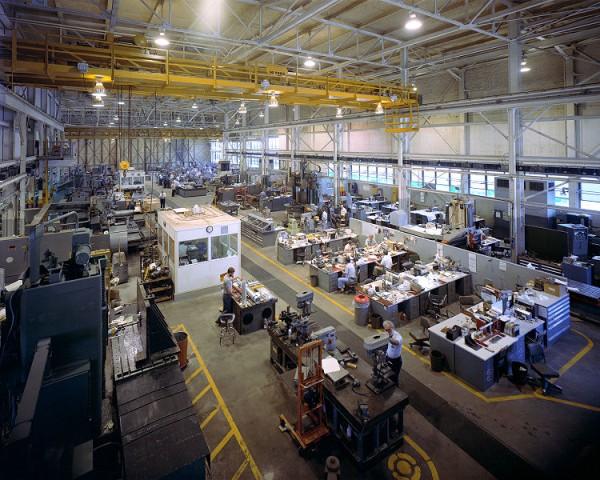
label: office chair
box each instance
[527,342,562,395]
[427,293,448,321]
[343,278,357,294]
[459,295,480,312]
[295,248,306,265]
[409,332,430,353]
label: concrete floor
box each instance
[116,185,600,479]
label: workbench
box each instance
[360,266,472,323]
[308,250,406,293]
[277,348,409,467]
[176,185,207,197]
[231,282,277,335]
[429,310,544,391]
[276,231,357,265]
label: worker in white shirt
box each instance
[383,320,403,386]
[159,191,166,209]
[364,234,377,248]
[374,250,393,277]
[343,240,354,255]
[339,204,348,225]
[321,209,329,230]
[337,257,356,292]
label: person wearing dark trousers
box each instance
[222,267,235,314]
[159,191,166,209]
[383,320,403,386]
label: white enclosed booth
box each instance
[157,207,241,295]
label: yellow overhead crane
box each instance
[1,32,419,132]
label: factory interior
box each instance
[1,1,600,479]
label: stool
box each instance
[218,313,236,346]
[344,278,357,294]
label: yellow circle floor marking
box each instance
[388,452,422,480]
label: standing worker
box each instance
[159,190,166,209]
[321,208,329,230]
[383,320,403,386]
[222,267,235,314]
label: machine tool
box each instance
[271,291,316,344]
[363,333,396,394]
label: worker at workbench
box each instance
[364,234,377,248]
[383,320,403,386]
[373,249,393,277]
[344,240,355,255]
[222,267,235,314]
[337,257,357,292]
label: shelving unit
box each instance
[141,276,175,303]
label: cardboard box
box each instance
[543,281,565,297]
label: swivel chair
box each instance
[218,313,236,346]
[427,292,448,321]
[527,342,561,395]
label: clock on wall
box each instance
[206,225,213,233]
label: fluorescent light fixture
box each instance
[176,117,181,123]
[405,13,422,31]
[412,84,417,92]
[234,118,240,125]
[163,122,168,126]
[375,102,384,114]
[92,76,106,98]
[259,111,264,118]
[113,115,118,120]
[154,29,170,47]
[520,65,531,73]
[238,102,247,114]
[109,122,114,125]
[303,57,316,68]
[92,97,104,108]
[192,102,198,109]
[336,107,343,118]
[269,93,279,108]
[199,127,204,130]
[118,100,125,105]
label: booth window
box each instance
[211,234,239,260]
[179,238,209,265]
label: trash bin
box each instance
[353,294,370,326]
[370,313,383,329]
[512,361,528,385]
[174,331,189,369]
[430,350,445,372]
[310,275,318,287]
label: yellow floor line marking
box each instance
[185,367,204,384]
[532,391,600,412]
[201,405,221,429]
[231,459,249,480]
[559,329,593,376]
[192,384,212,405]
[178,324,262,479]
[404,434,439,480]
[210,429,235,461]
[244,242,600,412]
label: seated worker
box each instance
[373,249,393,277]
[304,215,315,233]
[344,240,355,255]
[364,234,377,248]
[337,257,357,292]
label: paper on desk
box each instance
[322,357,341,374]
[468,253,477,273]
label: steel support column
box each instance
[333,122,341,205]
[396,48,410,225]
[291,105,300,174]
[17,112,26,235]
[508,18,525,261]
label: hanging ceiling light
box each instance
[269,92,279,108]
[259,111,264,118]
[405,12,423,31]
[191,102,198,109]
[520,58,531,73]
[303,56,316,68]
[234,118,240,126]
[92,97,104,108]
[92,76,106,98]
[375,102,384,114]
[336,107,343,118]
[176,116,181,123]
[154,28,170,47]
[109,122,114,126]
[118,100,125,105]
[113,115,119,120]
[411,84,418,92]
[238,102,247,114]
[163,122,168,126]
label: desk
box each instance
[514,289,570,345]
[360,266,471,323]
[355,199,389,210]
[274,336,408,467]
[429,311,543,391]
